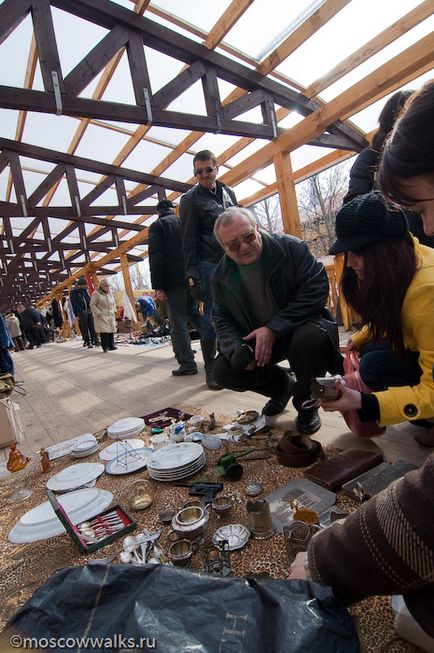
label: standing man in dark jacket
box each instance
[180,150,237,390]
[212,207,343,434]
[17,303,43,349]
[149,199,202,376]
[70,277,98,349]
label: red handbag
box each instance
[341,350,386,438]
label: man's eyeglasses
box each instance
[193,165,217,176]
[225,230,256,252]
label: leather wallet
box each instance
[303,449,384,491]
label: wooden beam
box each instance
[31,0,64,93]
[0,138,191,193]
[241,149,355,207]
[120,252,138,325]
[273,152,302,237]
[204,0,253,49]
[63,25,129,97]
[221,32,434,187]
[305,0,434,98]
[135,0,150,13]
[6,34,37,202]
[0,0,32,47]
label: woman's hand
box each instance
[289,552,309,579]
[321,378,362,411]
[345,338,356,352]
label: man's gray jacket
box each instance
[212,232,332,360]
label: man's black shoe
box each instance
[262,378,294,417]
[108,346,117,351]
[172,367,198,376]
[296,406,321,435]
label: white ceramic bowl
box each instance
[189,415,204,427]
[201,436,222,451]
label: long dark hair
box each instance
[371,90,413,151]
[341,234,416,352]
[379,80,434,204]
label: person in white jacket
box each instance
[90,279,117,353]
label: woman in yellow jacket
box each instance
[323,191,434,437]
[90,278,118,353]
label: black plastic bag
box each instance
[2,564,359,652]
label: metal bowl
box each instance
[175,506,204,527]
[212,523,250,551]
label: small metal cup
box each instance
[283,521,312,564]
[212,495,233,517]
[168,539,194,567]
[292,508,320,526]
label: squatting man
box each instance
[211,207,343,435]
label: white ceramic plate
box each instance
[147,451,205,475]
[46,434,96,460]
[147,442,204,471]
[105,448,153,475]
[107,417,145,438]
[107,427,145,441]
[99,439,144,462]
[46,462,105,492]
[8,488,113,543]
[70,444,99,459]
[213,524,251,551]
[148,464,206,482]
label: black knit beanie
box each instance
[329,191,408,255]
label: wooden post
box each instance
[273,151,302,237]
[119,253,138,326]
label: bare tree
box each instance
[297,160,352,257]
[129,261,151,290]
[251,196,283,234]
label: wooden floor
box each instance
[2,335,431,468]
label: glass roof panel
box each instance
[223,0,319,61]
[150,0,232,33]
[320,17,434,103]
[0,11,33,86]
[98,52,138,106]
[52,7,109,77]
[21,113,80,151]
[349,70,434,132]
[73,124,130,162]
[122,139,170,172]
[275,0,423,88]
[145,125,195,148]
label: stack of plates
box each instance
[46,462,105,492]
[70,436,98,458]
[147,442,205,482]
[8,487,113,543]
[107,417,145,440]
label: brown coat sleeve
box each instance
[308,454,434,636]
